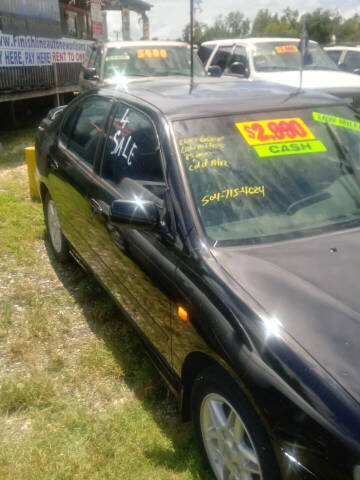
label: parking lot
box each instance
[0,129,210,480]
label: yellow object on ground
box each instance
[25,146,41,200]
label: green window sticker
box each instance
[313,112,360,132]
[254,140,327,158]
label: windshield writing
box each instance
[174,106,360,245]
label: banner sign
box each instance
[0,0,61,37]
[0,33,88,67]
[90,0,103,39]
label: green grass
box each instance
[0,127,36,168]
[0,129,212,479]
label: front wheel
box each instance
[44,193,70,263]
[191,367,280,480]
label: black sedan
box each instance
[36,77,360,480]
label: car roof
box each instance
[325,45,360,51]
[98,77,344,121]
[201,37,318,46]
[95,41,189,49]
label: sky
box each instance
[106,0,360,41]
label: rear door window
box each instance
[211,45,234,71]
[342,51,360,71]
[229,45,248,70]
[326,49,342,64]
[101,103,165,199]
[198,45,215,65]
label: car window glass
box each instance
[94,49,102,74]
[84,46,93,66]
[198,45,215,64]
[342,51,360,70]
[327,49,342,64]
[230,46,248,68]
[60,105,80,146]
[174,106,360,245]
[68,96,112,166]
[211,46,233,71]
[101,104,165,199]
[103,46,204,79]
[252,42,337,72]
[88,49,96,68]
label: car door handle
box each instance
[90,198,109,218]
[49,158,59,170]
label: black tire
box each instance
[44,192,70,263]
[191,366,281,480]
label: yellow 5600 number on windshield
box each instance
[236,118,315,146]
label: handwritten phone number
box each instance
[201,186,265,206]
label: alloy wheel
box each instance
[200,393,263,480]
[47,199,62,254]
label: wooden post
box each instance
[10,102,17,127]
[142,14,150,40]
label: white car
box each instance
[324,44,360,75]
[199,37,360,109]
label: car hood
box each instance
[103,75,204,85]
[211,227,360,404]
[254,69,360,91]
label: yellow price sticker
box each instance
[137,48,168,59]
[275,45,299,54]
[235,117,315,146]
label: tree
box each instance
[335,14,360,42]
[251,9,278,36]
[181,7,360,46]
[182,11,250,44]
[182,20,207,45]
[251,8,300,37]
[302,9,342,44]
[225,11,250,38]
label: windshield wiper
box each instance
[325,123,360,188]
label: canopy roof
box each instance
[102,0,152,12]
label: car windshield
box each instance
[104,45,205,79]
[251,41,338,72]
[174,106,360,246]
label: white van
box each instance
[199,38,360,109]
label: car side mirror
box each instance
[207,65,223,77]
[110,199,159,230]
[83,67,99,81]
[230,62,246,76]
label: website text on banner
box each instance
[0,33,88,67]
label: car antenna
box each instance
[284,16,309,102]
[298,16,309,92]
[189,0,195,94]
